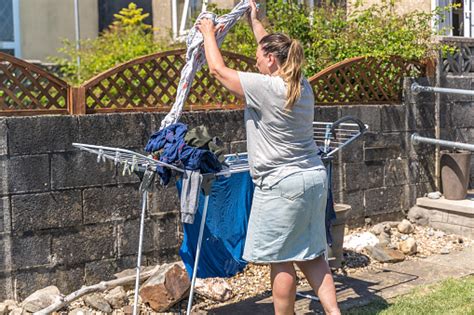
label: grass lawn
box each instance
[345,275,474,315]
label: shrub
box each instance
[216,0,452,76]
[50,3,181,85]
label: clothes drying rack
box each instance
[72,115,368,315]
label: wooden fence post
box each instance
[68,86,86,115]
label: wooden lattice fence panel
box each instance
[0,52,69,115]
[308,56,425,105]
[82,49,257,113]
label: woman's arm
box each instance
[197,19,244,99]
[248,0,268,43]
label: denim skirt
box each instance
[243,168,328,263]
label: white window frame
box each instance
[463,0,474,36]
[0,0,21,57]
[172,0,208,41]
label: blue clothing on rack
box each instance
[177,171,254,278]
[145,123,222,185]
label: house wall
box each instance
[153,0,253,40]
[19,0,99,62]
[347,0,432,15]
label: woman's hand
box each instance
[247,0,259,23]
[196,18,220,38]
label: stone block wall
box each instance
[0,85,445,299]
[317,77,437,226]
[0,111,246,300]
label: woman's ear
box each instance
[267,53,276,67]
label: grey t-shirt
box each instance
[238,71,324,186]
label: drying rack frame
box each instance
[71,115,368,314]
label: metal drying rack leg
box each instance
[186,194,210,314]
[133,190,148,315]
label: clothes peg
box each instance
[131,155,138,173]
[114,151,121,166]
[122,162,131,176]
[97,149,105,163]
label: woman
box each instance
[196,1,340,314]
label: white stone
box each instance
[434,230,446,238]
[427,191,442,199]
[343,232,380,253]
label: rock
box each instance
[104,286,127,309]
[366,244,405,263]
[407,206,429,225]
[68,308,89,315]
[364,217,372,226]
[343,232,380,253]
[371,223,384,235]
[195,278,233,302]
[386,221,401,228]
[8,307,22,315]
[427,191,442,199]
[3,301,17,312]
[21,286,62,313]
[0,303,7,315]
[378,239,390,247]
[123,305,133,315]
[139,262,190,312]
[371,223,391,236]
[377,232,391,247]
[84,293,112,313]
[434,231,445,238]
[398,237,417,255]
[440,247,450,255]
[397,219,414,234]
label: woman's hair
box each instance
[259,33,305,110]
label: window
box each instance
[0,0,20,56]
[173,0,208,40]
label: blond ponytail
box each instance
[259,34,305,110]
[279,39,304,110]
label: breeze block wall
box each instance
[0,86,442,299]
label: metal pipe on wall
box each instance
[411,133,474,152]
[411,82,474,96]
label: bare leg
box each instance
[295,256,340,315]
[270,262,297,315]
